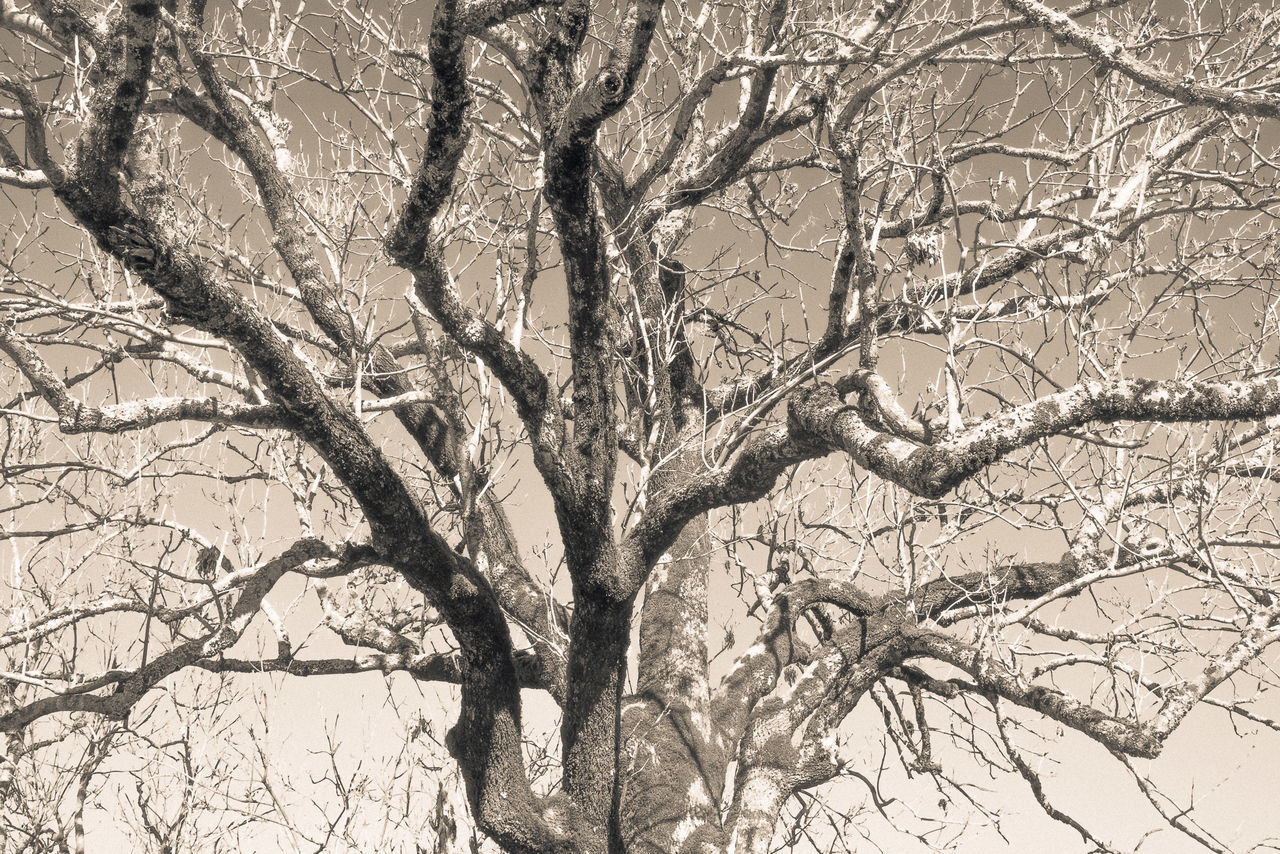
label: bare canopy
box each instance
[1,0,1279,851]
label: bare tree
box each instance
[1,0,1279,850]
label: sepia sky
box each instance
[2,0,1280,850]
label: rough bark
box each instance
[2,0,1279,850]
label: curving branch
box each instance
[627,425,824,568]
[381,0,570,512]
[908,631,1163,758]
[789,378,1280,499]
[910,603,1280,762]
[0,76,64,184]
[0,316,287,432]
[1005,0,1280,120]
[0,538,335,732]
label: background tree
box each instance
[1,0,1279,851]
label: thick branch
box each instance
[65,0,159,205]
[0,166,48,188]
[628,425,824,567]
[170,12,570,709]
[385,0,471,265]
[42,188,552,853]
[378,0,571,520]
[725,615,911,853]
